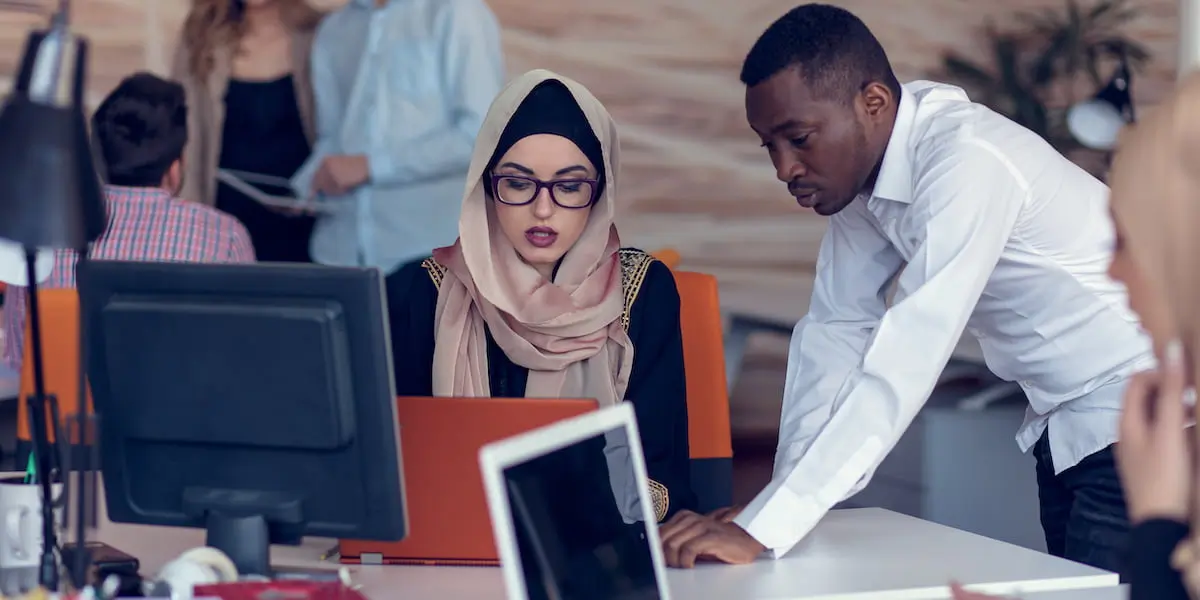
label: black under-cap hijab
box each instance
[488,79,606,195]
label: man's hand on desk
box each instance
[311,155,369,197]
[706,505,744,523]
[659,508,765,568]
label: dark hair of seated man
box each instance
[90,72,188,188]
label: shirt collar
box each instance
[103,184,173,202]
[871,85,917,204]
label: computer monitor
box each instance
[479,403,671,600]
[80,261,407,576]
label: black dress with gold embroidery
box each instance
[384,248,697,522]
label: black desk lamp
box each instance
[0,0,106,591]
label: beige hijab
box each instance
[1109,72,1200,599]
[429,69,633,405]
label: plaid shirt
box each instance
[2,185,255,370]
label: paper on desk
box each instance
[216,169,335,213]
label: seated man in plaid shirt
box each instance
[2,72,256,371]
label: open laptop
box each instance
[339,396,598,566]
[479,403,671,600]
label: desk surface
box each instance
[96,507,1116,600]
[1013,587,1126,599]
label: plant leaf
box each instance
[941,55,999,92]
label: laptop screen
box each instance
[501,428,661,600]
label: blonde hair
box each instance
[182,0,322,81]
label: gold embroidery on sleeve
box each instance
[619,249,656,332]
[648,479,669,522]
[421,258,448,289]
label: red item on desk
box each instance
[195,580,369,600]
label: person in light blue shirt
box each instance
[291,0,505,274]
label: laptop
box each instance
[479,403,671,600]
[339,396,598,566]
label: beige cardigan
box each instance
[170,27,318,207]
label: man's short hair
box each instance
[740,4,901,102]
[90,72,188,187]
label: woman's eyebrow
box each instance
[495,161,534,175]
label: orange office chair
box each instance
[673,271,734,513]
[17,289,90,463]
[651,248,682,270]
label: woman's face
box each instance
[490,134,598,279]
[1108,212,1178,362]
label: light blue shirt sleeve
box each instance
[367,0,505,187]
[291,18,342,200]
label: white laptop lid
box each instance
[479,403,671,600]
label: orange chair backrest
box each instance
[17,289,90,443]
[673,271,732,460]
[651,248,682,270]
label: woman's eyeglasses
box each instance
[490,174,598,209]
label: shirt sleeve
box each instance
[2,287,25,371]
[1127,518,1190,600]
[366,0,504,187]
[733,140,1027,557]
[290,20,342,200]
[223,220,256,263]
[624,260,695,522]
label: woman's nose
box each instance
[532,188,555,218]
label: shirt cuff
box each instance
[732,480,822,559]
[368,149,399,186]
[289,153,322,201]
[648,479,668,522]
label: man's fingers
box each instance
[677,534,717,569]
[659,510,700,540]
[661,517,710,568]
[707,505,742,523]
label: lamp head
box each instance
[1067,61,1134,151]
[0,19,106,250]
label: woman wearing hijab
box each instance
[947,74,1200,600]
[386,70,696,524]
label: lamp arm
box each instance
[23,248,60,591]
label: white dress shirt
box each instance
[733,81,1154,558]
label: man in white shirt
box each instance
[660,4,1151,576]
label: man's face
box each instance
[745,67,877,216]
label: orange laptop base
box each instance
[339,396,598,566]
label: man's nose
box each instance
[775,153,808,184]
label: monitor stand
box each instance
[206,512,272,577]
[183,488,304,578]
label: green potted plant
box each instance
[938,0,1149,155]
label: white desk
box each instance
[96,507,1117,600]
[1011,587,1126,599]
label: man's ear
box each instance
[860,81,895,124]
[163,157,185,197]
